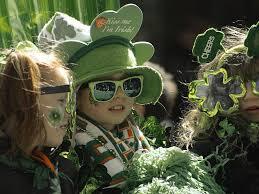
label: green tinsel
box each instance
[124,147,225,194]
[131,111,167,148]
[66,80,77,139]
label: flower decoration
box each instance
[244,21,259,57]
[192,28,225,64]
[189,68,246,117]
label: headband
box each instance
[189,22,259,117]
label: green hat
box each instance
[38,4,163,105]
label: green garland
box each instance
[123,147,225,194]
[131,111,167,148]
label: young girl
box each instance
[38,4,163,192]
[0,43,77,194]
[177,23,259,193]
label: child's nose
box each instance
[114,86,125,98]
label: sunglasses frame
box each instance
[250,79,259,95]
[88,75,144,102]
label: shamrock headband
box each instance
[41,85,70,95]
[189,22,259,117]
[193,22,259,64]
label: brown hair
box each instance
[0,50,70,155]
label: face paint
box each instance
[46,106,65,128]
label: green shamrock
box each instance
[90,4,142,41]
[192,28,224,64]
[216,118,237,138]
[244,21,259,57]
[53,18,76,40]
[188,68,246,117]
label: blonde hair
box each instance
[0,50,70,154]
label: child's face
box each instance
[133,103,146,117]
[240,82,259,122]
[40,68,70,147]
[78,73,136,130]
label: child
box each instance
[0,42,77,194]
[38,4,163,191]
[177,23,259,193]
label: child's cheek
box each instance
[89,93,97,105]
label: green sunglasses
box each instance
[88,75,143,102]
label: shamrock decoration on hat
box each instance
[38,12,91,46]
[244,21,259,57]
[188,68,246,117]
[38,4,163,105]
[192,28,225,64]
[192,21,259,66]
